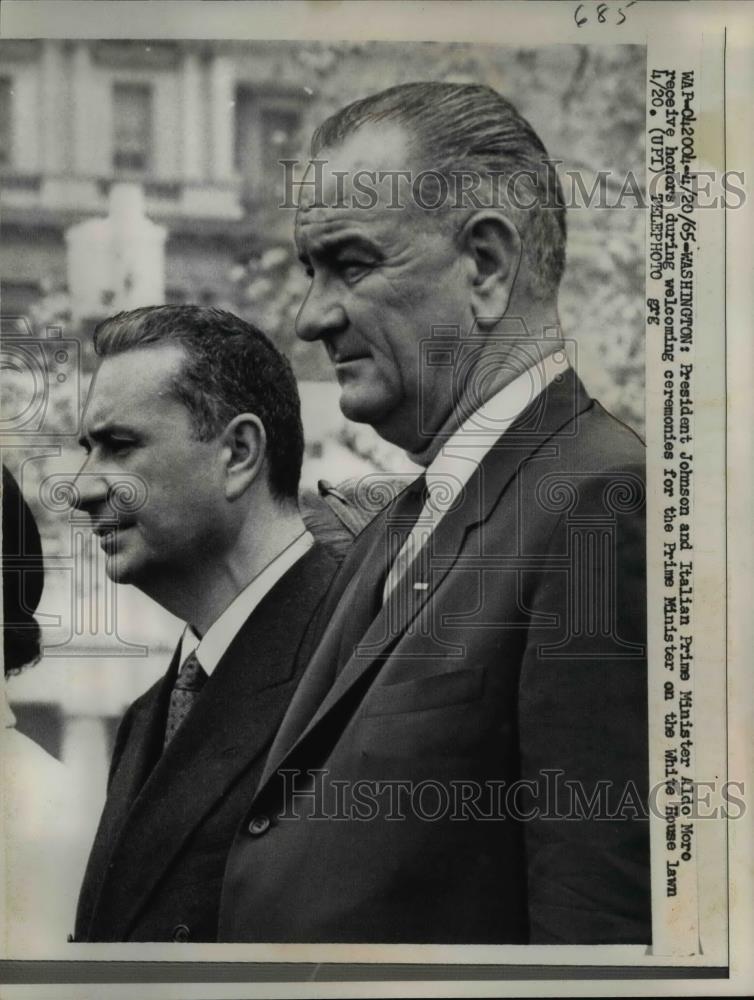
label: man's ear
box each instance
[220,414,266,501]
[459,211,522,329]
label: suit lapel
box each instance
[258,483,427,785]
[75,654,177,938]
[258,556,375,788]
[86,543,336,940]
[257,368,593,794]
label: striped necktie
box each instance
[163,650,208,748]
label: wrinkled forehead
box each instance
[295,122,428,246]
[297,121,417,211]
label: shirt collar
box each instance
[177,531,314,677]
[381,352,566,605]
[425,350,567,494]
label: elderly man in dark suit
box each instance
[72,305,339,942]
[218,82,650,945]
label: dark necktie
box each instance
[381,472,430,588]
[334,473,428,673]
[163,650,208,748]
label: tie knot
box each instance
[408,472,428,497]
[388,474,428,521]
[175,650,207,692]
[416,478,431,506]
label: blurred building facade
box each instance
[0,38,647,408]
[0,38,311,317]
[1,39,646,838]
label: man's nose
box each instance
[71,460,108,515]
[295,281,348,343]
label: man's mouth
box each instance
[333,353,370,366]
[327,341,371,366]
[94,524,133,551]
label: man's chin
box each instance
[339,397,423,454]
[103,553,139,585]
[338,388,398,431]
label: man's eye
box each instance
[338,260,372,283]
[109,440,134,455]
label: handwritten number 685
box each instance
[574,1,635,28]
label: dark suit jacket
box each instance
[74,542,338,942]
[218,370,650,944]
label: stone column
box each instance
[71,42,93,176]
[181,47,203,182]
[208,52,234,182]
[59,714,110,831]
[40,41,64,174]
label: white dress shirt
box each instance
[383,351,567,602]
[177,530,314,674]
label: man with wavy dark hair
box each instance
[72,305,339,942]
[219,83,649,945]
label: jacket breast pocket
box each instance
[362,666,485,719]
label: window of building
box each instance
[234,88,303,206]
[165,286,188,305]
[0,280,40,315]
[0,77,12,166]
[112,82,152,172]
[259,106,302,179]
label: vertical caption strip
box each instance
[647,53,700,958]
